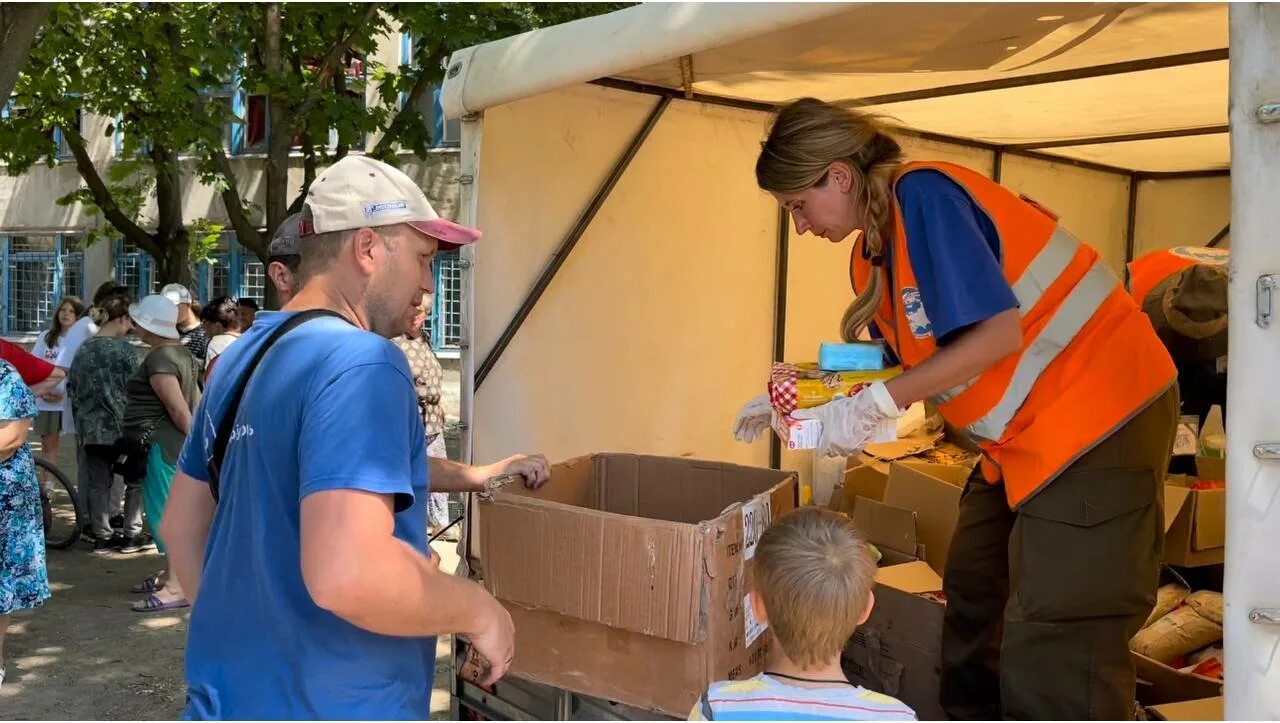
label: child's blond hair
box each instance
[754,507,877,667]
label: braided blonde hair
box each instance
[756,99,904,341]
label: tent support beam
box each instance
[474,95,672,390]
[992,149,1004,182]
[770,206,789,470]
[1125,175,1140,273]
[856,48,1229,105]
[1007,125,1230,150]
[1207,223,1230,248]
[590,78,1229,180]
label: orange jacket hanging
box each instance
[1128,246,1229,306]
[851,161,1176,508]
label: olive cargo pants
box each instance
[940,387,1179,720]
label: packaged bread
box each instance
[1185,590,1224,625]
[769,363,901,415]
[1130,603,1223,663]
[1144,584,1191,629]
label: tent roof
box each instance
[440,2,1229,175]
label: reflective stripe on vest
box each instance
[966,258,1119,442]
[932,226,1083,407]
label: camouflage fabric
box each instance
[67,336,140,448]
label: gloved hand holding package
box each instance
[791,382,904,457]
[768,362,900,416]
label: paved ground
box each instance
[1,365,464,719]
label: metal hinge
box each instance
[1248,608,1280,626]
[458,174,474,185]
[1254,443,1280,460]
[1258,104,1280,123]
[1258,275,1278,328]
[457,258,472,269]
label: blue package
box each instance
[818,342,886,372]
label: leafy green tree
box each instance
[1,2,627,301]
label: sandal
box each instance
[132,594,190,613]
[130,575,163,594]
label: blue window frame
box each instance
[2,233,87,336]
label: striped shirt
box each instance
[689,674,917,721]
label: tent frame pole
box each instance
[474,95,672,390]
[770,206,789,470]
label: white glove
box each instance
[733,394,774,443]
[792,382,903,457]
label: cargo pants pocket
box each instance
[1010,468,1161,622]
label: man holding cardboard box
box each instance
[740,98,1180,719]
[159,156,548,719]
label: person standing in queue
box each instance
[734,98,1178,720]
[159,155,548,719]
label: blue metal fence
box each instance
[2,234,87,336]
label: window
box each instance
[1,104,82,160]
[427,250,463,349]
[2,234,87,336]
[115,239,158,300]
[401,33,458,148]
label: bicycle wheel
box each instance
[37,456,82,550]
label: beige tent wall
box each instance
[471,83,777,468]
[1133,176,1232,257]
[1000,155,1132,273]
[468,82,1225,491]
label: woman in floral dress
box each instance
[0,359,50,688]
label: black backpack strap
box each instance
[207,309,350,502]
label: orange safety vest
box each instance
[1128,247,1229,306]
[851,161,1176,508]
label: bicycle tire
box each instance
[37,456,82,550]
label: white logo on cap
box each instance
[363,200,408,217]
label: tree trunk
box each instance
[263,3,292,239]
[152,232,194,288]
[0,3,50,102]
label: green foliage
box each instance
[1,1,630,280]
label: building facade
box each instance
[0,30,464,350]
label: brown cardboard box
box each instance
[1133,652,1224,706]
[843,561,946,721]
[1163,476,1226,567]
[477,453,797,717]
[1148,696,1224,720]
[1195,454,1226,482]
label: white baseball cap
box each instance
[161,283,193,306]
[130,294,181,340]
[299,155,480,249]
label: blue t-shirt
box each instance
[177,310,433,720]
[871,169,1019,363]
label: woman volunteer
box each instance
[734,98,1179,720]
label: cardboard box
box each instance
[1163,476,1226,568]
[1195,454,1226,482]
[477,453,798,717]
[843,561,947,721]
[1148,696,1224,721]
[846,461,967,574]
[1133,652,1223,707]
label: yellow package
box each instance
[770,363,902,414]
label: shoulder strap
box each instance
[207,309,349,502]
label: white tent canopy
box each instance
[442,2,1229,173]
[439,4,1279,719]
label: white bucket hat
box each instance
[298,155,481,249]
[160,283,193,306]
[130,294,181,340]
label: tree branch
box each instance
[210,147,265,256]
[63,128,159,257]
[0,3,51,102]
[295,2,380,120]
[288,136,318,214]
[369,60,433,158]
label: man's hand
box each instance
[462,595,516,686]
[478,454,551,490]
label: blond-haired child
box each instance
[690,507,916,721]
